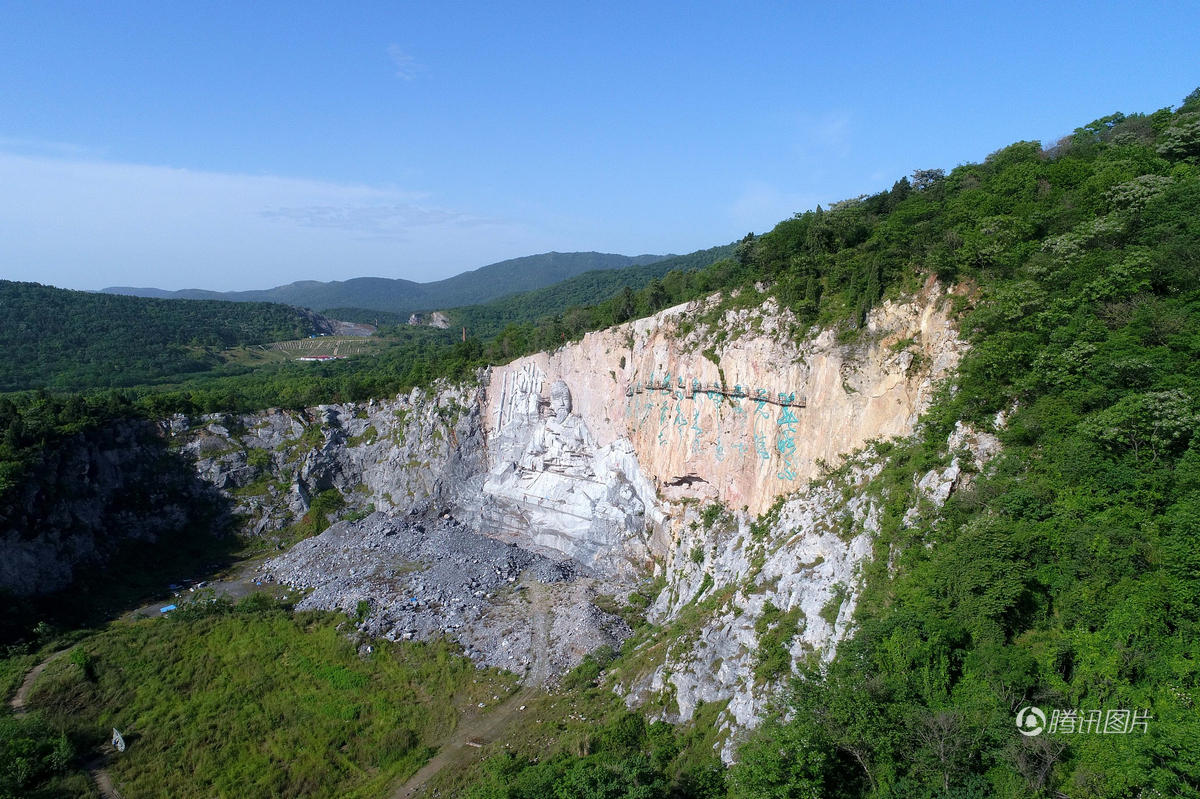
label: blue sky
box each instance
[1,1,1196,291]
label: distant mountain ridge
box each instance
[448,243,737,337]
[323,243,737,328]
[104,251,669,314]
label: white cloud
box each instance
[793,109,853,161]
[387,44,421,80]
[0,136,104,159]
[728,180,821,233]
[0,151,549,291]
[262,202,502,239]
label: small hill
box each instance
[323,244,736,329]
[451,243,736,337]
[104,251,669,315]
[0,281,330,392]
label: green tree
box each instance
[728,720,832,799]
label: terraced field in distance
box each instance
[214,335,385,368]
[269,336,377,358]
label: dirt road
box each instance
[390,578,552,798]
[9,649,66,714]
[11,651,124,798]
[86,757,124,799]
[125,553,281,620]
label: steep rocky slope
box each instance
[486,276,964,517]
[0,421,228,596]
[3,281,977,749]
[166,282,970,737]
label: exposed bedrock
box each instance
[486,276,965,518]
[6,282,979,748]
[0,421,229,597]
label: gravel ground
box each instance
[260,509,630,680]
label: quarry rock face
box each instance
[475,372,663,575]
[630,461,886,761]
[177,384,487,537]
[0,421,226,596]
[407,311,450,328]
[486,279,964,518]
[4,283,978,752]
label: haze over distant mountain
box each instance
[323,243,737,327]
[104,251,669,314]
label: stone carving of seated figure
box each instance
[522,379,594,473]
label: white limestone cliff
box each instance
[146,280,980,754]
[485,277,965,520]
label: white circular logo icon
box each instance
[1016,706,1046,737]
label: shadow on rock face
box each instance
[0,419,240,643]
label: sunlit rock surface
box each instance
[486,277,965,516]
[475,371,661,575]
[7,281,981,752]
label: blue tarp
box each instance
[160,604,177,613]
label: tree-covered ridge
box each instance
[0,281,327,392]
[448,243,736,339]
[103,251,670,314]
[321,245,735,330]
[0,247,726,397]
[723,92,1200,797]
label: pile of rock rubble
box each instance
[259,508,630,681]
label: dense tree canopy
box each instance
[730,93,1200,797]
[0,281,323,391]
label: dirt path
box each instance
[86,757,124,799]
[9,649,66,714]
[13,652,125,798]
[390,580,553,799]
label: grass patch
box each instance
[819,583,849,626]
[276,487,346,545]
[346,425,378,447]
[21,597,515,798]
[699,502,727,529]
[753,600,805,682]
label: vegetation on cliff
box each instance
[727,89,1200,797]
[381,89,1200,798]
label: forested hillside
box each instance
[320,245,734,327]
[449,243,736,339]
[104,251,668,314]
[0,281,325,391]
[721,92,1200,797]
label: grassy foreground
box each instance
[14,596,517,798]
